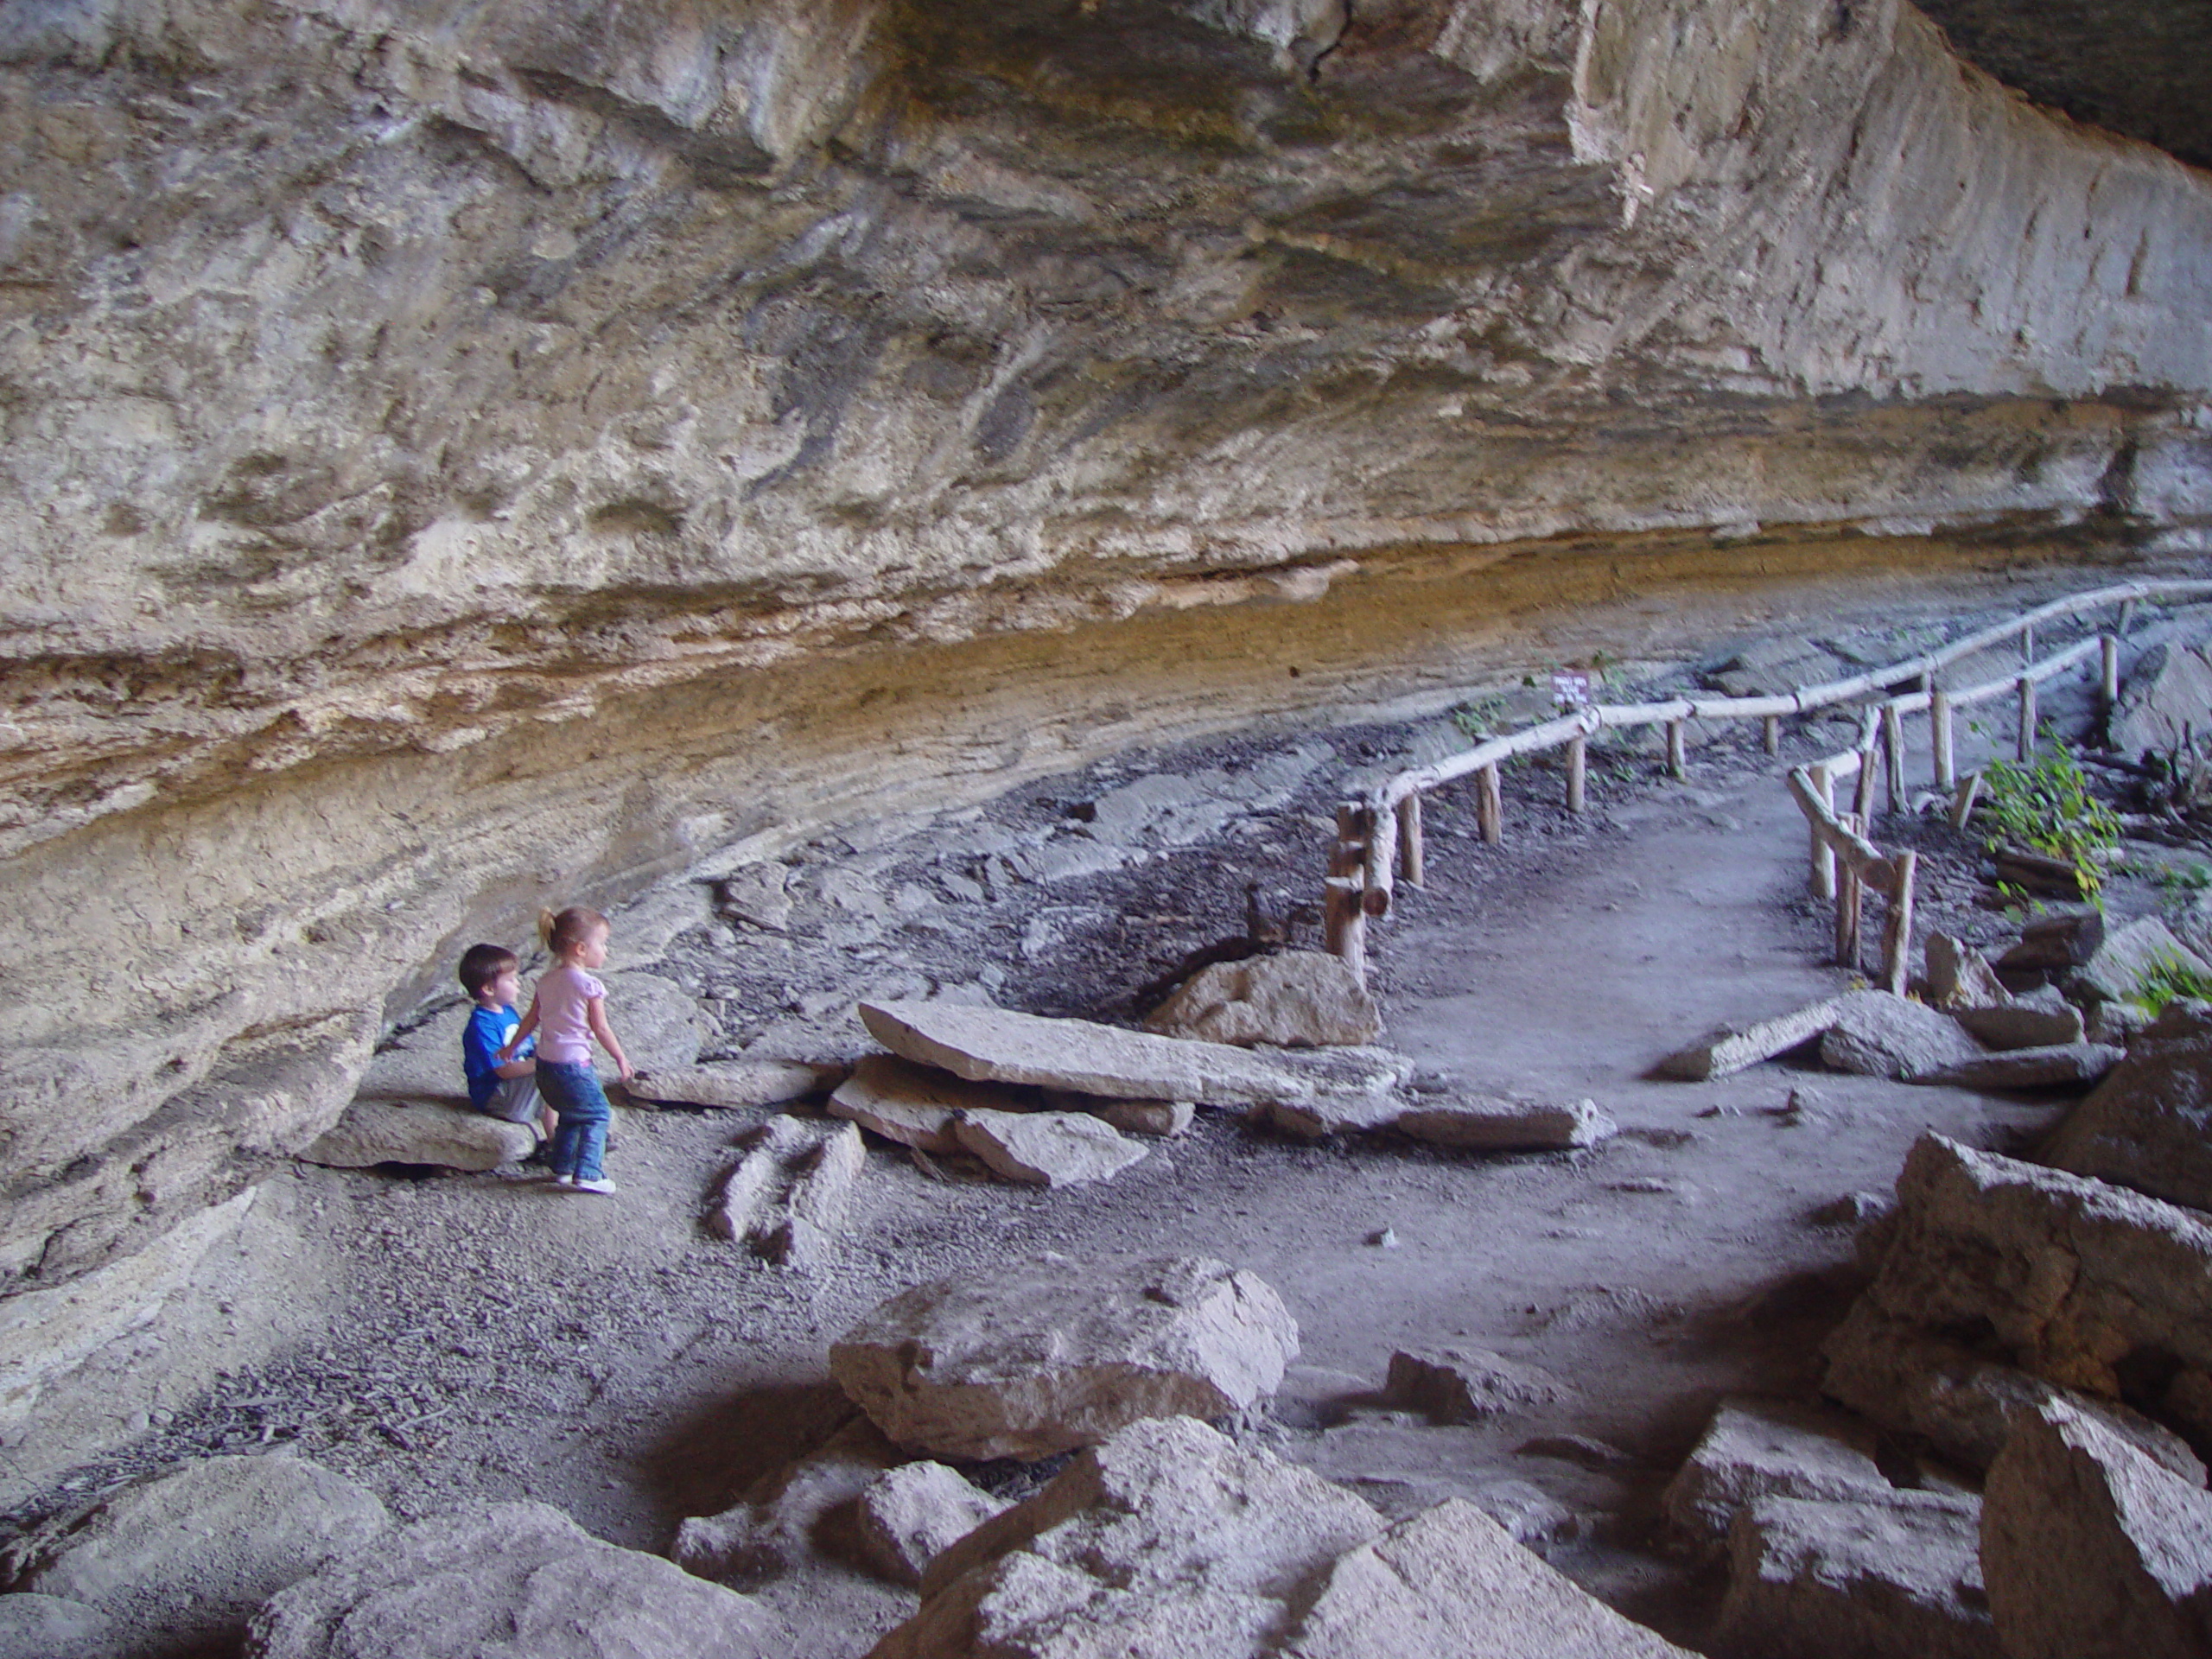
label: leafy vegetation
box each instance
[1980,742,2122,901]
[2132,951,2212,1016]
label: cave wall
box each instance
[3,0,2211,1447]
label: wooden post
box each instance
[1950,770,1982,830]
[1881,849,1917,995]
[2021,621,2035,664]
[1852,745,1878,823]
[1566,734,1587,814]
[1763,715,1781,756]
[1835,850,1861,971]
[1930,688,1955,790]
[1666,720,1687,779]
[1808,762,1836,901]
[1396,794,1425,889]
[2017,673,2037,760]
[2101,633,2120,709]
[2120,598,2137,637]
[1477,763,1503,845]
[1323,878,1367,987]
[1881,702,1906,810]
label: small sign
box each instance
[1552,669,1594,709]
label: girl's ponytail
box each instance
[537,908,560,952]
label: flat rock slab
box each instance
[1719,1490,2000,1659]
[859,1000,1407,1108]
[1954,995,2084,1051]
[872,1417,1693,1659]
[1080,1096,1193,1137]
[1384,1347,1565,1423]
[1394,1095,1616,1151]
[21,1455,389,1656]
[1143,951,1381,1048]
[2045,1001,2212,1211]
[2078,916,2212,1004]
[952,1109,1148,1187]
[830,1054,1033,1154]
[855,1462,1010,1588]
[1921,1042,2121,1090]
[626,1059,843,1109]
[248,1499,776,1659]
[709,1118,866,1268]
[1819,990,1984,1080]
[1983,1403,2212,1659]
[1660,1397,1888,1541]
[830,1255,1298,1461]
[301,1100,535,1171]
[1659,997,1846,1080]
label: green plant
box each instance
[1450,696,1509,741]
[2158,862,2212,895]
[2131,951,2212,1015]
[1979,741,2121,901]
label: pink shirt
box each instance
[532,963,606,1064]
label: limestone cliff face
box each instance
[2,0,2210,1427]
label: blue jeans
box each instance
[536,1061,611,1181]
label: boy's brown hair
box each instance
[457,943,518,998]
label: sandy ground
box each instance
[4,616,2190,1654]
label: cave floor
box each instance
[16,633,2167,1655]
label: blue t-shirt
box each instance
[462,1004,533,1110]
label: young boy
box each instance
[458,944,556,1147]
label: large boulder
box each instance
[300,1100,535,1170]
[1660,1397,1889,1543]
[1818,991,1984,1080]
[1383,1347,1565,1425]
[830,1256,1298,1461]
[858,1001,1407,1109]
[1840,1133,2212,1399]
[869,1416,1695,1659]
[1718,1490,2000,1659]
[1143,951,1381,1048]
[19,1454,389,1657]
[1982,1403,2212,1659]
[1921,1042,2121,1090]
[248,1500,776,1658]
[2044,1001,2212,1211]
[2076,917,2212,1006]
[1954,991,2084,1051]
[854,1462,1011,1588]
[2110,641,2212,757]
[673,1414,899,1589]
[1925,934,2012,1013]
[1821,1304,2203,1478]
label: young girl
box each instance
[499,906,632,1195]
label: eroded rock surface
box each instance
[1144,951,1381,1048]
[830,1255,1298,1460]
[2044,1001,2212,1211]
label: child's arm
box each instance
[493,1052,536,1078]
[586,996,632,1080]
[496,996,540,1061]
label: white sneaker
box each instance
[573,1177,617,1195]
[549,1173,575,1186]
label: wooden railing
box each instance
[1326,576,2212,988]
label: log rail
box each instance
[1325,577,2212,988]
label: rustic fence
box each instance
[1325,576,2212,989]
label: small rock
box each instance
[1919,1042,2122,1090]
[1982,1402,2212,1659]
[1394,1095,1616,1151]
[829,1255,1298,1461]
[19,1456,389,1658]
[1384,1347,1565,1422]
[1996,907,2106,978]
[251,1499,776,1658]
[1465,1478,1582,1547]
[1954,993,2085,1051]
[952,1109,1148,1187]
[674,1415,898,1588]
[1719,1490,2000,1659]
[1925,933,2014,1012]
[1142,950,1381,1047]
[1368,1226,1399,1249]
[1658,997,1847,1080]
[301,1101,536,1171]
[1660,1397,1889,1541]
[1817,990,1984,1080]
[853,1462,1009,1587]
[1810,1192,1891,1228]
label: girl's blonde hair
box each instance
[538,906,609,958]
